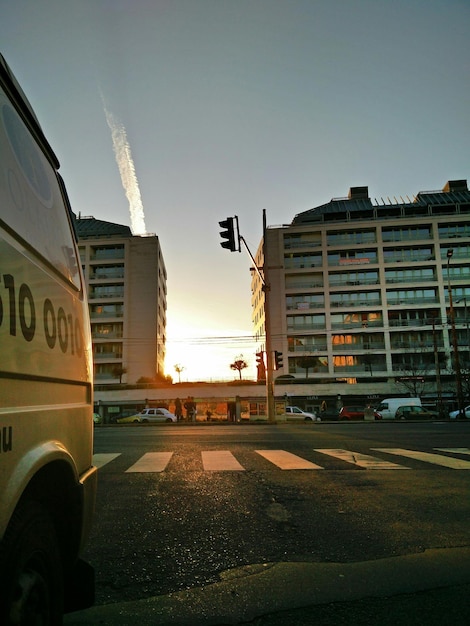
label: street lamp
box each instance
[447,249,465,418]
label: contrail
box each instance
[101,98,147,235]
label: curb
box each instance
[64,546,470,625]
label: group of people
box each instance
[174,397,197,421]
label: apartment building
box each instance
[76,216,167,384]
[251,180,470,402]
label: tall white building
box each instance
[76,216,167,384]
[252,180,470,406]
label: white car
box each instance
[139,408,177,423]
[285,406,320,422]
[448,406,470,419]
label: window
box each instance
[386,288,437,305]
[385,267,435,283]
[287,314,325,330]
[382,225,431,242]
[329,270,378,286]
[330,291,381,307]
[326,229,376,246]
[328,249,378,265]
[286,294,324,310]
[284,252,322,268]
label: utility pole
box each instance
[432,319,443,417]
[447,249,465,419]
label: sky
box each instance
[1,0,469,382]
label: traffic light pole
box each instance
[262,210,275,422]
[223,211,275,423]
[238,211,275,423]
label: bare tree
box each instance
[230,355,248,380]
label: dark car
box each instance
[395,405,439,420]
[339,406,382,421]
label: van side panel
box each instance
[0,55,96,618]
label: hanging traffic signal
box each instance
[219,217,237,252]
[274,351,283,370]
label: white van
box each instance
[375,397,422,420]
[0,54,97,623]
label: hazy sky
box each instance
[1,0,469,381]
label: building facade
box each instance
[252,180,470,407]
[76,216,167,384]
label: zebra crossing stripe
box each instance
[256,450,323,470]
[314,449,409,470]
[125,452,173,473]
[93,453,121,469]
[435,448,470,456]
[201,450,245,471]
[373,448,470,469]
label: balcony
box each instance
[332,342,385,352]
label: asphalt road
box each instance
[65,421,470,624]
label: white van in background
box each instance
[375,397,422,420]
[0,54,97,623]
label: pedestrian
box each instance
[175,397,182,421]
[190,398,197,422]
[184,397,191,421]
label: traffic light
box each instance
[274,351,283,370]
[219,217,237,252]
[256,351,266,381]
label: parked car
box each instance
[395,405,439,420]
[339,406,381,421]
[117,414,142,424]
[448,406,470,419]
[285,406,320,421]
[139,408,177,423]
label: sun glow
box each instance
[165,319,257,383]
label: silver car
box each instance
[285,406,320,422]
[139,408,177,423]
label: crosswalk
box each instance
[93,447,470,473]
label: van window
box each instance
[0,96,80,288]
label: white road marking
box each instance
[314,449,409,469]
[125,452,173,473]
[435,448,470,456]
[93,453,121,468]
[256,450,323,470]
[201,450,245,471]
[373,448,470,469]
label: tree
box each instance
[230,355,248,380]
[296,356,318,379]
[394,348,444,397]
[112,365,127,384]
[174,364,185,384]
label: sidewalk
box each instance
[65,546,470,625]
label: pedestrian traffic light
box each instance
[256,351,265,367]
[219,217,237,252]
[274,351,283,370]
